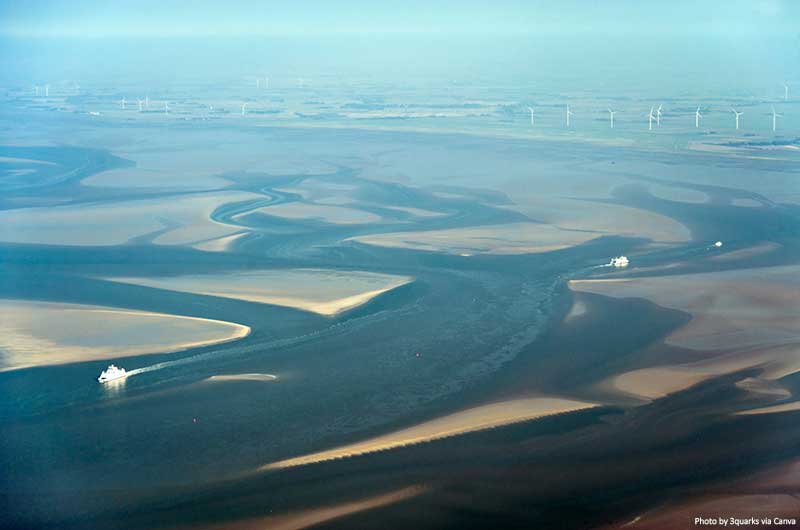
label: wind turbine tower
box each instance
[648,106,654,131]
[45,85,49,97]
[526,107,535,126]
[772,106,782,132]
[784,82,790,101]
[566,105,574,127]
[164,101,169,114]
[138,99,143,112]
[607,108,616,129]
[121,97,126,110]
[145,95,150,109]
[656,104,663,126]
[695,105,703,128]
[241,103,248,116]
[731,108,743,130]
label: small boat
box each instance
[98,364,127,383]
[609,256,629,268]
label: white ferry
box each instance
[98,364,127,383]
[609,256,629,268]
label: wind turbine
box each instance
[784,82,790,101]
[164,101,170,114]
[772,106,782,132]
[526,106,535,126]
[731,108,743,130]
[137,99,143,112]
[256,78,261,89]
[656,104,663,126]
[566,105,574,127]
[695,105,703,128]
[145,95,150,109]
[607,108,616,129]
[45,84,50,97]
[648,106,654,131]
[120,96,126,110]
[241,103,248,116]
[264,76,270,89]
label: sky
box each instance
[0,0,797,37]
[0,1,796,91]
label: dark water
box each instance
[2,122,800,529]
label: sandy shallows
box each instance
[259,397,596,470]
[499,198,692,246]
[105,269,414,316]
[205,373,277,383]
[242,202,381,225]
[0,300,250,372]
[349,222,601,255]
[189,485,429,530]
[570,265,800,401]
[0,191,260,246]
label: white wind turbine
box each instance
[784,82,790,101]
[566,105,574,127]
[656,104,663,126]
[45,84,50,97]
[695,105,703,128]
[731,108,743,130]
[164,101,170,114]
[241,103,248,116]
[137,99,143,112]
[772,106,782,132]
[526,107,535,126]
[120,96,126,110]
[145,95,150,109]
[256,79,261,89]
[648,106,654,131]
[607,108,616,129]
[264,76,270,89]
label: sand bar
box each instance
[106,269,414,316]
[0,299,250,371]
[260,397,596,470]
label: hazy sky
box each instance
[1,0,797,37]
[0,1,796,91]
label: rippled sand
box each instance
[259,397,596,470]
[106,269,413,316]
[0,300,250,371]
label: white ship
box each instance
[98,364,127,383]
[609,256,629,268]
